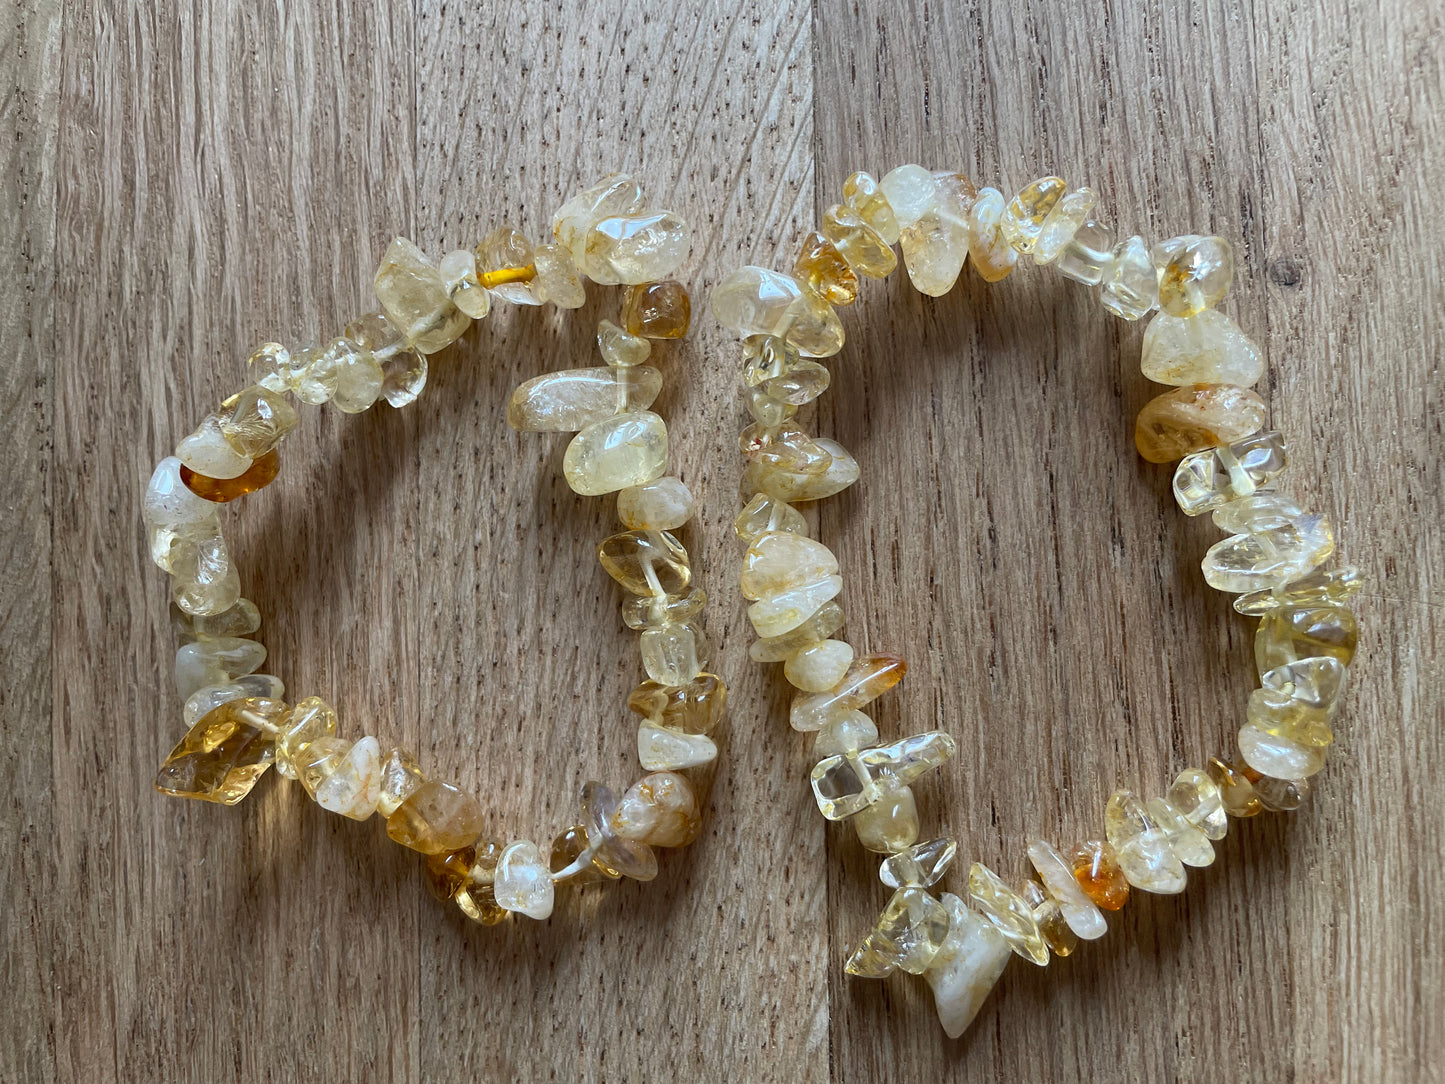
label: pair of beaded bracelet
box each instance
[711,165,1359,1036]
[143,174,728,924]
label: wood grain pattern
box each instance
[4,0,1440,1080]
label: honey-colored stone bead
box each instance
[1254,774,1311,812]
[386,780,484,855]
[741,422,834,476]
[341,314,421,409]
[424,845,476,900]
[1135,383,1268,463]
[617,476,695,531]
[1143,309,1265,387]
[1167,767,1229,840]
[377,746,425,816]
[166,531,241,617]
[847,886,951,978]
[741,437,859,502]
[879,837,958,889]
[599,529,691,595]
[794,230,859,306]
[1255,602,1358,676]
[622,280,692,339]
[750,599,845,663]
[507,365,662,433]
[582,781,658,881]
[966,187,1018,282]
[218,386,298,459]
[852,781,919,854]
[1033,186,1098,265]
[564,411,668,496]
[154,697,287,805]
[790,652,906,732]
[613,771,702,847]
[374,237,471,352]
[549,825,610,885]
[1020,879,1078,957]
[1145,795,1216,867]
[626,672,727,734]
[495,840,554,920]
[1207,756,1263,817]
[596,319,652,367]
[1069,839,1130,910]
[477,227,541,305]
[1205,497,1335,594]
[1000,176,1066,254]
[784,638,854,692]
[640,621,709,685]
[180,449,279,503]
[843,170,901,244]
[899,170,977,297]
[1156,234,1234,317]
[455,881,509,925]
[820,204,897,278]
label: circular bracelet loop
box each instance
[711,164,1359,1037]
[144,173,727,925]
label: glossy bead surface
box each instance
[626,673,728,734]
[1235,565,1362,615]
[812,709,878,758]
[583,212,690,286]
[1099,235,1158,320]
[846,885,951,977]
[1166,768,1229,840]
[1143,309,1264,386]
[965,187,1018,282]
[154,697,286,804]
[733,492,808,545]
[613,771,702,847]
[1207,756,1264,817]
[789,653,907,732]
[622,280,692,339]
[477,227,541,305]
[843,170,901,244]
[597,319,652,367]
[852,782,920,854]
[552,173,646,269]
[1026,839,1107,940]
[1145,795,1215,867]
[507,366,662,433]
[1172,430,1288,515]
[377,746,425,816]
[794,231,859,306]
[1053,218,1114,284]
[386,780,484,855]
[176,415,251,480]
[879,837,958,889]
[314,734,382,821]
[967,862,1049,965]
[1204,497,1335,593]
[564,411,668,496]
[741,531,839,601]
[617,476,695,531]
[1105,789,1187,893]
[783,638,854,692]
[926,893,1012,1039]
[1255,603,1358,676]
[495,840,554,920]
[1156,235,1234,317]
[820,204,897,278]
[898,170,976,296]
[1033,186,1098,265]
[581,781,658,881]
[1000,176,1066,254]
[1069,839,1130,910]
[533,243,585,309]
[373,236,470,352]
[274,696,339,779]
[180,450,279,503]
[640,622,709,685]
[599,529,691,595]
[218,386,298,458]
[750,600,845,663]
[1135,383,1267,463]
[746,575,842,639]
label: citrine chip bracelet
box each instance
[143,174,727,924]
[711,165,1359,1036]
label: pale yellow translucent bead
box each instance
[332,351,388,414]
[477,227,542,305]
[167,532,242,616]
[1166,768,1229,840]
[1235,565,1362,615]
[1000,176,1066,254]
[846,886,951,978]
[852,782,920,854]
[843,170,900,244]
[377,746,425,817]
[879,164,939,230]
[507,365,662,433]
[966,187,1019,283]
[740,531,840,600]
[583,211,691,285]
[750,600,845,663]
[342,313,426,409]
[1143,309,1264,386]
[1033,186,1098,265]
[1026,839,1107,940]
[563,411,668,496]
[1204,497,1335,593]
[621,587,707,630]
[617,476,695,530]
[1251,656,1346,750]
[784,638,854,692]
[926,893,1012,1038]
[439,248,492,319]
[1239,723,1325,779]
[747,575,843,639]
[144,457,221,536]
[176,416,252,480]
[1145,796,1215,867]
[820,204,898,278]
[812,708,878,758]
[637,720,718,771]
[790,652,907,732]
[1172,430,1288,516]
[613,771,702,847]
[182,675,283,726]
[274,696,338,779]
[899,170,977,297]
[218,386,298,459]
[1100,235,1159,321]
[1155,235,1234,317]
[314,735,382,820]
[597,319,652,367]
[733,492,808,544]
[640,622,708,685]
[1104,789,1187,894]
[1255,602,1357,675]
[1054,219,1114,284]
[710,267,844,357]
[533,243,586,308]
[373,237,471,353]
[879,837,958,889]
[967,862,1049,965]
[552,173,645,268]
[740,437,859,502]
[494,840,554,920]
[175,637,266,699]
[176,596,261,639]
[599,530,691,595]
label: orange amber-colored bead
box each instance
[793,230,859,306]
[423,845,476,900]
[180,449,280,503]
[621,280,692,339]
[1208,756,1264,818]
[476,263,536,288]
[1069,839,1131,910]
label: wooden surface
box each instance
[5,0,1442,1080]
